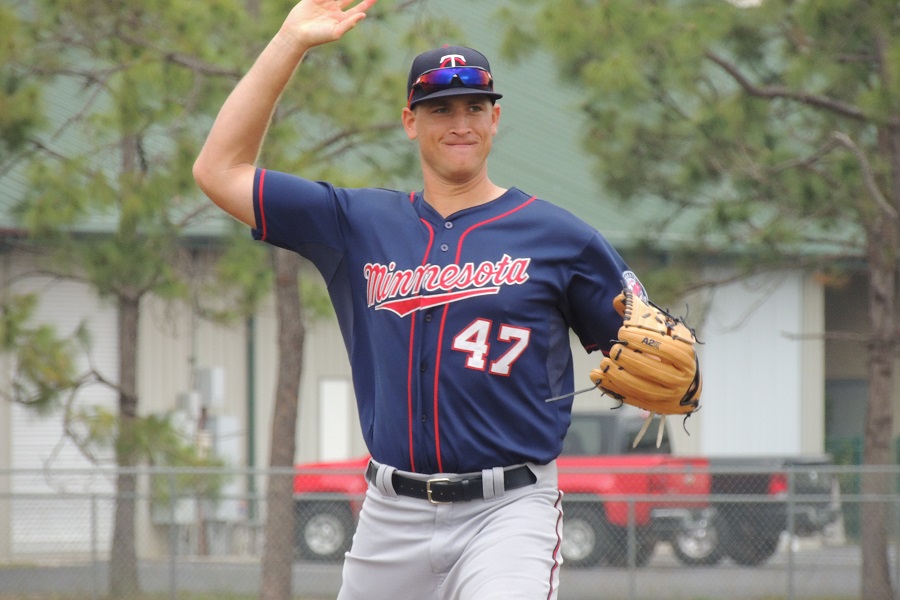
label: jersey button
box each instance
[444,221,453,229]
[419,361,428,372]
[424,313,433,322]
[440,243,449,252]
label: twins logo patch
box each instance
[622,270,648,301]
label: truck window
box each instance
[563,412,672,456]
[562,415,606,455]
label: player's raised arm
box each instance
[192,0,377,227]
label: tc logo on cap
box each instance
[439,54,467,68]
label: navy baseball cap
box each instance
[406,45,503,108]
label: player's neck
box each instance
[422,175,507,218]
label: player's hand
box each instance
[281,0,377,49]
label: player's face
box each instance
[402,95,500,185]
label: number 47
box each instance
[451,319,531,376]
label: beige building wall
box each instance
[136,255,364,472]
[800,275,826,452]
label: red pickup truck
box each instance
[293,410,711,567]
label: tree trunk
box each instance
[260,249,305,600]
[860,127,899,600]
[109,294,141,598]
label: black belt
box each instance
[365,461,537,504]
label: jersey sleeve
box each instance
[251,168,346,282]
[563,231,637,355]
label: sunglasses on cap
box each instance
[407,66,494,105]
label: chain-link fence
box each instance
[1,463,898,600]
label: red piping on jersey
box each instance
[408,204,435,472]
[547,490,564,599]
[257,169,268,240]
[432,195,537,473]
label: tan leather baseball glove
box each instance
[590,289,702,446]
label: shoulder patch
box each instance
[622,270,648,302]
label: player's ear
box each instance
[491,102,500,135]
[401,107,417,140]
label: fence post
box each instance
[786,469,796,600]
[894,484,899,600]
[627,499,637,600]
[169,472,178,600]
[91,493,99,600]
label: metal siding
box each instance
[9,276,117,555]
[297,318,361,462]
[139,294,196,416]
[699,270,808,456]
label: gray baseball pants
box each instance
[337,460,564,600]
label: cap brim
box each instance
[409,87,503,108]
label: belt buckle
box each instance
[426,478,452,504]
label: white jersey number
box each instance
[451,319,531,376]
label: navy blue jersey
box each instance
[252,168,637,474]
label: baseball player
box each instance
[193,1,662,598]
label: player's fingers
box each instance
[344,0,378,12]
[332,0,376,37]
[612,293,627,318]
[331,12,366,36]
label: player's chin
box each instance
[442,166,484,185]
[442,152,488,177]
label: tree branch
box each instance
[161,51,244,79]
[770,137,843,175]
[310,121,404,157]
[831,131,899,220]
[368,0,428,17]
[768,130,897,221]
[782,330,871,343]
[704,50,879,124]
[115,32,244,79]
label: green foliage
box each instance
[0,5,44,156]
[1,2,262,487]
[7,0,207,308]
[0,294,79,413]
[68,405,228,502]
[505,0,897,296]
[0,13,43,156]
[198,226,275,324]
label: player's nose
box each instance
[448,114,472,132]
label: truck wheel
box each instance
[671,520,723,566]
[724,532,780,567]
[294,501,354,562]
[561,505,605,567]
[718,510,781,567]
